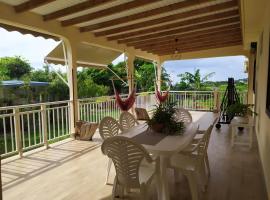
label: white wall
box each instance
[254,1,270,198]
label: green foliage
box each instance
[81,59,171,94]
[0,56,32,80]
[80,62,127,94]
[77,70,109,98]
[134,59,170,92]
[227,103,257,118]
[27,65,69,101]
[147,102,184,135]
[176,68,215,90]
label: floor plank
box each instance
[1,112,268,200]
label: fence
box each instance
[0,101,70,157]
[0,90,247,158]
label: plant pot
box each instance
[151,123,164,133]
[234,116,249,124]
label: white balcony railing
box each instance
[0,101,71,157]
[0,90,247,158]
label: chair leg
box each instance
[186,172,199,200]
[205,153,210,177]
[106,158,112,185]
[140,184,147,200]
[112,178,119,200]
[200,163,208,192]
[173,169,181,182]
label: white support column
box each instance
[156,61,162,91]
[247,52,255,104]
[65,39,78,135]
[127,53,135,94]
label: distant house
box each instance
[0,80,49,106]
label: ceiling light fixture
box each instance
[174,38,179,54]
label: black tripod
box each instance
[216,78,240,129]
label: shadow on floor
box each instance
[2,139,101,190]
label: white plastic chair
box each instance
[184,117,218,176]
[169,125,214,200]
[99,116,123,185]
[174,108,193,123]
[119,111,139,131]
[101,136,159,200]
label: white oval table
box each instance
[122,122,198,200]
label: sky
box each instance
[0,27,247,83]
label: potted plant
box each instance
[147,102,185,135]
[226,103,257,123]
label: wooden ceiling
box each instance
[5,0,242,56]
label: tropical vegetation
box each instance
[0,56,247,106]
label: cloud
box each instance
[164,56,247,83]
[0,28,59,69]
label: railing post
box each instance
[184,91,187,109]
[13,108,22,158]
[68,101,72,135]
[41,104,49,149]
[213,89,220,113]
[77,100,81,121]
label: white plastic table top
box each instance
[122,122,199,156]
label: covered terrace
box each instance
[0,0,269,199]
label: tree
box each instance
[77,69,109,98]
[177,69,215,90]
[0,56,32,80]
[27,65,69,101]
[134,59,170,92]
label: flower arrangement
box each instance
[147,102,185,135]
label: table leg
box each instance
[158,155,170,200]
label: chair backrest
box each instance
[135,108,150,121]
[197,125,214,163]
[119,111,138,131]
[99,116,122,140]
[101,136,152,188]
[174,108,193,123]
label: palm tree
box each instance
[178,68,215,90]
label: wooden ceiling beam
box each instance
[127,24,241,47]
[156,41,243,56]
[115,17,240,43]
[137,30,241,50]
[14,0,56,13]
[150,39,243,54]
[43,0,114,21]
[153,41,242,55]
[61,0,161,27]
[79,0,212,32]
[139,31,241,51]
[95,8,239,37]
[151,39,242,53]
[145,36,242,52]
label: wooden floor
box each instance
[1,112,268,200]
